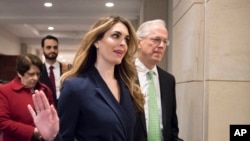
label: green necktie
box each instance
[147,70,161,141]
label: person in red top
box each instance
[0,54,54,141]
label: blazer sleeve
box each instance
[56,79,80,141]
[170,76,179,141]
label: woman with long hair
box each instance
[28,16,144,141]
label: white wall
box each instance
[0,28,21,55]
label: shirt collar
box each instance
[135,58,158,76]
[45,61,60,69]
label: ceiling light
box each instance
[105,2,114,7]
[44,2,53,7]
[48,26,54,30]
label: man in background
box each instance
[39,35,71,107]
[134,19,181,141]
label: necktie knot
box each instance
[147,70,154,80]
[49,66,54,70]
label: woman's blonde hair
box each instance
[60,16,144,112]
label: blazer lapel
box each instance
[89,67,127,136]
[157,67,168,126]
[136,77,147,135]
[59,62,62,75]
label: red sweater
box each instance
[0,77,54,141]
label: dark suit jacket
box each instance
[39,63,64,107]
[55,66,136,141]
[134,66,179,141]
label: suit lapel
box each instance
[157,67,168,127]
[40,64,52,88]
[59,62,62,75]
[136,77,147,135]
[95,88,127,132]
[89,67,127,136]
[40,64,57,104]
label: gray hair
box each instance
[136,19,166,39]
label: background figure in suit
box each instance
[39,35,71,107]
[134,19,180,141]
[27,16,145,141]
[0,54,54,141]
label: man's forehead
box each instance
[45,39,58,44]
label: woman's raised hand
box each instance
[27,90,59,141]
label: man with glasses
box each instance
[134,19,181,141]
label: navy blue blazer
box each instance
[133,66,179,141]
[55,66,136,141]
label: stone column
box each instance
[206,0,250,141]
[169,0,250,141]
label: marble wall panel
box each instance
[172,4,204,82]
[207,81,250,141]
[176,82,205,141]
[206,0,250,81]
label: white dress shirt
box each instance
[135,58,163,134]
[45,61,61,99]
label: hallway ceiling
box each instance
[0,0,142,62]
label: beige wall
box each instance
[0,28,41,57]
[170,1,205,141]
[0,28,21,55]
[206,0,250,141]
[169,0,250,141]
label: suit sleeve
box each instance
[56,80,80,141]
[170,76,179,141]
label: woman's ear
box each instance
[94,41,100,49]
[17,72,22,78]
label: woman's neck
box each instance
[94,63,115,81]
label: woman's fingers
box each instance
[33,90,50,112]
[33,90,41,112]
[50,105,58,120]
[27,104,36,119]
[40,90,50,110]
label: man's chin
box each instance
[152,57,162,63]
[45,57,57,60]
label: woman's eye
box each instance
[112,34,119,38]
[125,37,129,44]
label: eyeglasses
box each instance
[144,37,170,47]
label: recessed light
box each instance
[48,26,54,30]
[105,2,114,7]
[44,2,53,7]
